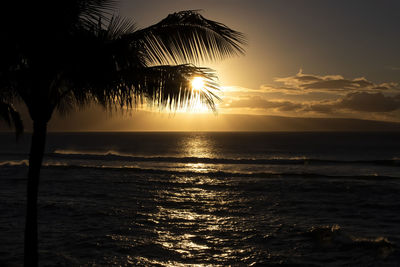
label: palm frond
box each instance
[5,8,243,118]
[77,0,118,29]
[91,64,220,112]
[106,15,137,39]
[130,10,247,65]
[0,101,23,140]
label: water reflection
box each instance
[133,134,257,265]
[180,133,215,158]
[185,163,209,172]
[179,133,217,174]
[141,173,242,266]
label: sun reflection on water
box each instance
[179,133,217,173]
[131,134,251,265]
[141,173,240,265]
[185,163,209,172]
[180,133,215,159]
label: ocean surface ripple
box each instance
[1,132,400,266]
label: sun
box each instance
[191,77,205,91]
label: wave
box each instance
[1,160,397,180]
[0,160,29,166]
[307,225,395,256]
[2,150,400,166]
[0,160,68,167]
[48,150,400,167]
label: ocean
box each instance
[0,132,399,266]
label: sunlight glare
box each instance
[191,77,205,91]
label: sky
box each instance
[16,0,400,131]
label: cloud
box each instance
[304,101,335,114]
[227,96,303,111]
[271,69,398,92]
[306,92,400,113]
[336,92,400,112]
[225,92,400,115]
[301,78,373,90]
[221,71,400,122]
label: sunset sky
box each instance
[18,0,400,131]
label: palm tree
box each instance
[1,1,246,266]
[0,101,23,139]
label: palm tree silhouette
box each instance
[1,1,246,266]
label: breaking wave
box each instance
[0,160,29,166]
[0,159,397,180]
[50,150,400,166]
[308,225,396,257]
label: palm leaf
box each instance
[0,101,23,140]
[106,15,137,39]
[76,0,118,29]
[89,64,220,112]
[62,16,222,113]
[20,10,244,116]
[128,10,247,65]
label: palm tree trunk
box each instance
[24,120,47,267]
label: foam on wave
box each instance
[50,150,400,166]
[1,160,396,180]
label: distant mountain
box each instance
[218,114,400,132]
[1,107,400,132]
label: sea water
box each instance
[0,132,399,266]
